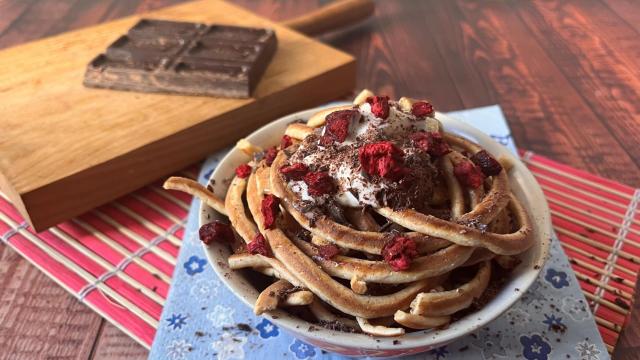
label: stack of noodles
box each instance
[165,90,535,336]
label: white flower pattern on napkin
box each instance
[575,340,601,360]
[189,278,219,300]
[212,332,247,360]
[166,339,192,360]
[207,305,235,328]
[562,296,592,322]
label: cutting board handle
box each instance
[281,0,374,36]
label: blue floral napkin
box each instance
[150,105,608,360]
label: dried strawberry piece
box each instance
[366,96,390,119]
[317,244,340,260]
[280,163,309,181]
[358,141,406,180]
[409,131,450,157]
[325,110,357,143]
[471,150,503,176]
[409,131,430,151]
[280,135,293,149]
[261,194,280,229]
[411,101,434,117]
[453,161,485,189]
[248,233,271,256]
[235,163,252,179]
[382,235,418,271]
[319,134,335,147]
[303,171,336,196]
[264,147,278,166]
[199,221,234,245]
[428,133,451,157]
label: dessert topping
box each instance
[453,161,485,189]
[280,135,293,149]
[235,164,252,179]
[280,163,309,181]
[411,101,434,117]
[319,134,335,147]
[324,110,358,143]
[409,131,430,151]
[382,235,418,271]
[199,221,234,245]
[409,131,450,157]
[264,147,278,166]
[358,141,406,181]
[471,150,503,176]
[303,171,336,196]
[366,96,390,119]
[261,194,280,229]
[248,233,271,256]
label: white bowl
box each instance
[200,103,551,357]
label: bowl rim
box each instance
[199,103,552,352]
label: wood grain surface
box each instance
[0,1,638,359]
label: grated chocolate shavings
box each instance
[317,320,358,333]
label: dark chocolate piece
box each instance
[84,19,277,98]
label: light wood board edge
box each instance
[21,60,355,231]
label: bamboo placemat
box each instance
[520,150,639,353]
[0,152,637,353]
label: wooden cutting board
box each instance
[0,0,356,231]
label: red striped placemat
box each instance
[0,153,637,353]
[520,150,639,352]
[0,166,198,346]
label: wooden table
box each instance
[0,1,638,359]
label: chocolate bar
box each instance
[83,19,277,98]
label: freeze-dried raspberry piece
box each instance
[280,135,293,149]
[279,163,309,181]
[303,171,336,196]
[248,233,271,256]
[382,235,418,271]
[235,163,252,178]
[264,147,278,166]
[358,141,406,180]
[411,101,434,117]
[471,150,503,176]
[426,132,450,157]
[453,161,485,189]
[317,244,340,260]
[409,131,430,151]
[325,110,357,143]
[199,221,234,245]
[319,134,335,147]
[409,131,450,157]
[366,96,390,119]
[261,194,280,229]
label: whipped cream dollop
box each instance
[287,100,440,209]
[346,102,433,144]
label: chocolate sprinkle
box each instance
[317,320,358,333]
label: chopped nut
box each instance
[398,97,415,112]
[353,89,375,105]
[236,138,263,156]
